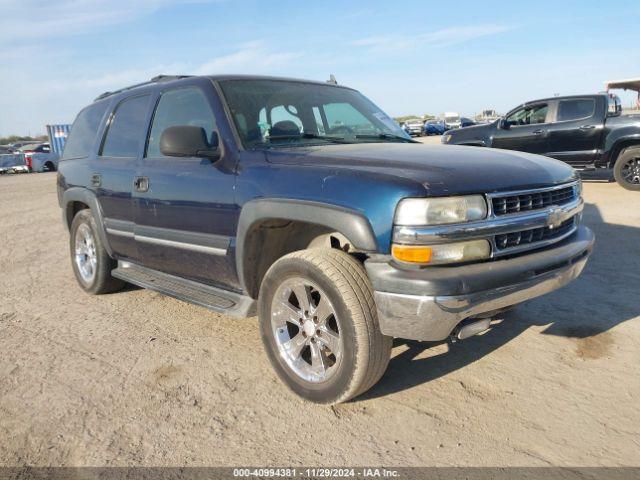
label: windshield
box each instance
[219,79,410,148]
[445,116,459,123]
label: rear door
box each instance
[491,103,550,155]
[133,82,239,289]
[546,97,604,166]
[95,94,152,262]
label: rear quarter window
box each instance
[62,102,109,159]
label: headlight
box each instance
[392,239,491,265]
[395,195,487,226]
[441,134,452,143]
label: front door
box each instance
[492,102,550,155]
[546,97,604,166]
[133,83,240,290]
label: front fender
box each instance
[602,132,640,167]
[235,198,377,293]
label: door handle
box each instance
[532,129,545,135]
[579,125,596,130]
[133,176,149,192]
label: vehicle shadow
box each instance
[362,201,640,400]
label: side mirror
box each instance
[498,118,511,130]
[607,104,623,117]
[159,125,221,160]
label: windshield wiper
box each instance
[355,133,417,143]
[268,132,351,144]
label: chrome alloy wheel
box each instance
[271,277,342,383]
[621,156,640,185]
[74,223,97,284]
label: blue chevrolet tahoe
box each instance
[57,75,594,404]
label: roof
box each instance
[94,74,352,102]
[206,74,350,87]
[522,93,608,105]
[605,78,640,92]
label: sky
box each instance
[1,0,639,136]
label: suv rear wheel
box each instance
[613,147,640,191]
[258,248,392,404]
[69,209,124,294]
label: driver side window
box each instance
[507,104,548,126]
[146,87,216,158]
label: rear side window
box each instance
[557,99,595,122]
[146,87,216,157]
[62,102,108,159]
[101,95,150,157]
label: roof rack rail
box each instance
[94,75,193,102]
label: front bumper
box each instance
[366,226,594,341]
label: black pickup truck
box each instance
[442,93,640,190]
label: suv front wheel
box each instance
[69,209,124,294]
[258,248,392,404]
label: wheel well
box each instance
[66,201,90,229]
[610,141,640,168]
[242,219,356,299]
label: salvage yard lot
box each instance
[0,171,638,466]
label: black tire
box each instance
[613,147,640,191]
[69,209,124,294]
[258,248,392,404]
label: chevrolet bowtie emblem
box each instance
[547,207,563,229]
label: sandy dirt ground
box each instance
[0,168,638,467]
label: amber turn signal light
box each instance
[391,245,433,264]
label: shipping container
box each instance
[46,124,71,155]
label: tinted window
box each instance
[557,99,595,122]
[101,95,150,157]
[506,104,548,126]
[62,102,108,159]
[146,87,216,157]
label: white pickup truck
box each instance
[0,143,59,174]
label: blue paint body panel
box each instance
[57,75,577,294]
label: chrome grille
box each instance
[494,217,576,251]
[492,185,576,216]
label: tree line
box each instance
[0,135,48,145]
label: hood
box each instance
[453,122,493,134]
[266,143,576,196]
